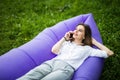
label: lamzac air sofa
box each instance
[0,13,104,80]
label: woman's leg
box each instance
[17,61,53,80]
[41,60,75,80]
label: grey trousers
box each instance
[17,59,75,80]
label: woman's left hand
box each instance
[92,37,114,56]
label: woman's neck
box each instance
[73,39,83,45]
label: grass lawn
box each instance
[0,0,120,80]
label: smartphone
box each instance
[69,33,73,38]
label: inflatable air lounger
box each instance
[0,13,104,80]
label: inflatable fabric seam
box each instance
[17,48,38,66]
[63,22,71,31]
[49,28,59,41]
[82,15,88,23]
[43,28,58,42]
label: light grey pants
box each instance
[17,59,75,80]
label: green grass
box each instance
[0,0,120,80]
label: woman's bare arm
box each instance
[92,38,114,56]
[51,31,73,54]
[51,37,65,54]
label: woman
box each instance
[17,23,114,80]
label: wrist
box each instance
[64,37,69,41]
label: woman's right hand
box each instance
[64,31,74,41]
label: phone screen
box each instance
[70,33,73,38]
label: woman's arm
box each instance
[51,37,65,54]
[92,38,114,56]
[51,31,73,54]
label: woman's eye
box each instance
[78,29,82,32]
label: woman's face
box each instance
[73,25,85,40]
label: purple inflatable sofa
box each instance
[0,13,104,80]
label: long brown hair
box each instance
[81,23,92,46]
[71,23,92,46]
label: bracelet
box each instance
[64,37,69,41]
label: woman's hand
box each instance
[64,31,74,41]
[51,31,73,54]
[92,37,114,56]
